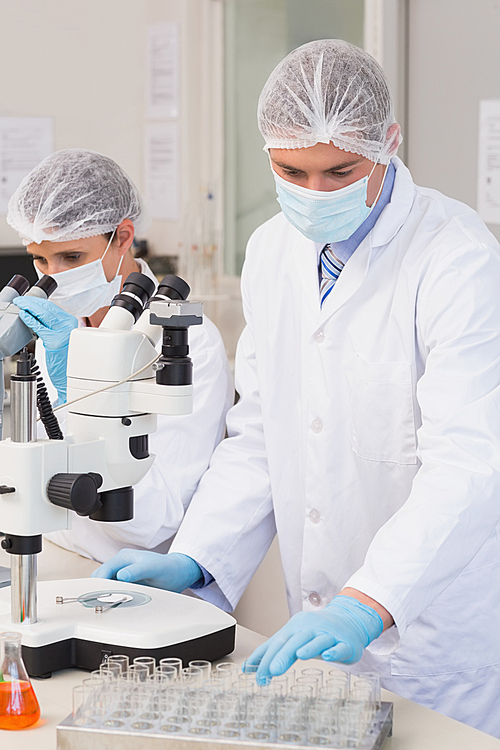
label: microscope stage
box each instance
[0,578,236,677]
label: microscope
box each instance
[0,272,235,677]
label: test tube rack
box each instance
[57,703,393,750]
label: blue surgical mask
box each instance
[272,162,379,243]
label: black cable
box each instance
[30,354,64,440]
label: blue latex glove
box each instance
[246,596,384,686]
[14,296,78,405]
[91,550,204,593]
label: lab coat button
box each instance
[314,330,325,343]
[308,592,322,607]
[311,418,323,433]
[314,329,325,344]
[309,509,321,524]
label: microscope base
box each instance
[0,578,236,677]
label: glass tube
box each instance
[151,668,177,685]
[159,657,183,677]
[155,664,178,681]
[216,692,244,738]
[99,666,116,682]
[318,685,343,703]
[289,684,314,700]
[337,703,364,748]
[107,655,129,675]
[181,666,204,687]
[301,667,324,687]
[277,696,307,745]
[215,662,239,689]
[246,693,276,742]
[72,685,96,727]
[189,660,211,680]
[357,672,381,711]
[129,664,149,683]
[295,676,319,698]
[133,656,156,676]
[308,700,338,746]
[326,670,350,699]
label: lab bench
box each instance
[1,543,499,750]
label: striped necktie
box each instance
[320,244,345,307]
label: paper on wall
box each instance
[0,117,53,215]
[144,122,179,221]
[478,99,500,225]
[147,23,180,120]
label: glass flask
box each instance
[0,631,40,730]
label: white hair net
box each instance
[258,39,401,164]
[7,149,151,244]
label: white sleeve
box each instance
[346,240,500,645]
[170,264,277,612]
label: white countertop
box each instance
[1,542,500,749]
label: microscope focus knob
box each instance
[47,473,103,517]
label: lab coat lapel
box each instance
[293,232,321,319]
[319,236,374,324]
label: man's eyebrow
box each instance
[325,157,364,170]
[271,157,364,171]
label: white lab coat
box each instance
[171,158,500,736]
[44,259,233,562]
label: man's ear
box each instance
[385,122,402,156]
[115,219,135,255]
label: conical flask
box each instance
[0,631,40,730]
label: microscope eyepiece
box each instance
[34,274,57,298]
[121,272,156,303]
[156,275,190,301]
[6,275,30,296]
[107,272,156,324]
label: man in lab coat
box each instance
[7,149,233,563]
[95,41,500,735]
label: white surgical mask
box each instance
[34,230,123,317]
[273,161,382,243]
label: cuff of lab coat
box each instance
[168,545,235,612]
[190,582,234,612]
[190,563,215,589]
[342,573,407,652]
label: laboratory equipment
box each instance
[57,660,393,749]
[0,272,55,439]
[0,630,40,730]
[0,272,236,677]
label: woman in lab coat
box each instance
[95,42,500,736]
[7,149,233,563]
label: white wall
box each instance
[0,0,224,266]
[405,0,500,245]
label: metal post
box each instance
[9,356,38,624]
[10,554,37,624]
[10,377,36,444]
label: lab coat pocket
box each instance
[348,355,417,464]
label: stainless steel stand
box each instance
[9,364,38,625]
